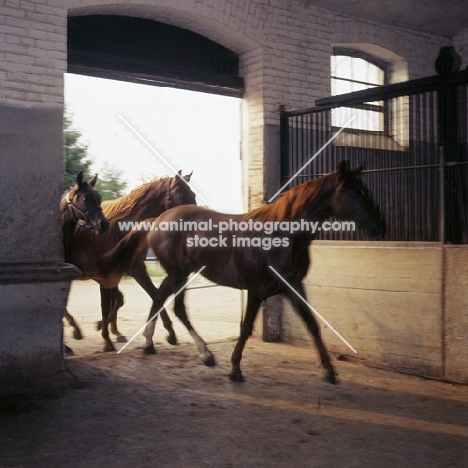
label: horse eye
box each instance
[179,196,187,202]
[348,191,356,199]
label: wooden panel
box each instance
[307,243,441,293]
[281,243,443,377]
[444,246,468,383]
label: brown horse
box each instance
[61,171,109,246]
[65,171,196,351]
[61,171,109,340]
[103,161,383,384]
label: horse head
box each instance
[328,161,384,240]
[65,171,109,233]
[165,170,197,209]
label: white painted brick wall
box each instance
[1,0,464,210]
[0,1,67,105]
[1,0,460,110]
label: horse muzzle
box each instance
[97,219,109,234]
[366,218,385,240]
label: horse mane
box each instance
[246,175,331,222]
[102,177,168,222]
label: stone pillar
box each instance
[261,120,283,342]
[0,265,80,394]
[0,103,80,394]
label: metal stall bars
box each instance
[280,69,468,243]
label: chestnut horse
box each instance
[65,171,196,351]
[103,162,383,384]
[61,171,109,341]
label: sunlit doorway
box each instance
[64,73,242,212]
[64,74,244,354]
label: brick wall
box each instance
[1,0,462,108]
[0,1,67,105]
[1,0,461,205]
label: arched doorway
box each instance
[65,14,246,353]
[67,15,244,97]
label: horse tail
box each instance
[100,227,149,276]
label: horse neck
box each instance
[103,183,167,224]
[60,196,77,258]
[250,176,336,250]
[301,184,334,222]
[60,195,76,229]
[269,176,335,222]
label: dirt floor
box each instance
[1,277,468,468]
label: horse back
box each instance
[148,205,310,293]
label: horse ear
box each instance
[174,170,183,182]
[351,164,365,177]
[183,171,193,182]
[336,160,350,180]
[76,171,84,186]
[88,174,98,187]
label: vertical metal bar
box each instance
[439,82,446,246]
[279,106,289,188]
[279,71,468,243]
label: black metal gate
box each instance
[280,70,468,243]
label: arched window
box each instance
[331,52,386,131]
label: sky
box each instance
[64,74,243,213]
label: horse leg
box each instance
[131,262,177,345]
[62,308,76,356]
[229,290,263,382]
[96,288,123,334]
[63,308,83,340]
[171,274,215,367]
[99,286,116,352]
[283,283,336,384]
[142,276,173,354]
[109,287,127,343]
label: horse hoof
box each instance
[63,345,74,356]
[143,345,157,355]
[103,343,116,352]
[229,371,245,382]
[117,336,128,343]
[73,330,83,340]
[96,320,102,331]
[323,371,337,385]
[166,334,178,346]
[203,355,216,367]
